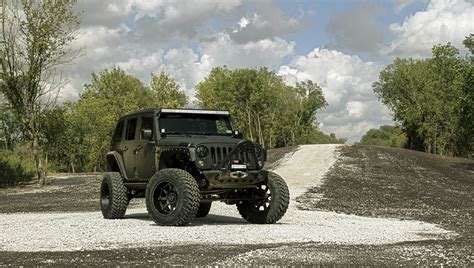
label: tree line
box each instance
[367,35,473,158]
[0,66,343,182]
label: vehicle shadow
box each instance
[124,212,249,226]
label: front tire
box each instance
[100,172,128,219]
[237,172,289,224]
[196,202,212,218]
[145,169,200,226]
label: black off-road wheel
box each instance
[145,169,200,226]
[196,202,212,218]
[100,172,129,219]
[237,172,290,224]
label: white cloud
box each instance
[383,0,474,58]
[278,48,393,143]
[202,33,295,69]
[135,0,242,41]
[161,48,212,94]
[238,17,249,28]
[229,0,307,43]
[117,51,164,75]
[346,101,366,118]
[75,0,133,27]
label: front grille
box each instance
[210,146,233,166]
[210,145,250,166]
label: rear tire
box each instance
[145,169,200,226]
[237,172,289,224]
[196,202,212,218]
[100,172,128,219]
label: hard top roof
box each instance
[118,108,230,120]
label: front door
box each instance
[122,117,138,179]
[135,115,157,180]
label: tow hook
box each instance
[230,171,248,179]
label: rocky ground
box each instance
[0,145,472,266]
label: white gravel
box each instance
[0,145,455,252]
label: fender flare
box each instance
[106,151,129,180]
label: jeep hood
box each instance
[157,135,244,147]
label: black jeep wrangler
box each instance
[100,108,289,226]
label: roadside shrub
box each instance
[0,148,35,186]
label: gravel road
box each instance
[0,145,455,252]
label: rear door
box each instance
[135,115,157,180]
[122,117,138,179]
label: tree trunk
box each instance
[256,113,264,147]
[44,154,48,177]
[33,134,46,186]
[71,161,75,173]
[246,105,253,140]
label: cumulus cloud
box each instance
[383,0,474,58]
[326,2,386,53]
[278,48,393,143]
[117,51,164,76]
[135,0,242,42]
[230,0,307,43]
[75,0,132,27]
[160,48,212,94]
[202,33,294,69]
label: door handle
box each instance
[121,146,128,152]
[134,145,143,155]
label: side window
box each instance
[112,120,125,143]
[140,116,154,140]
[126,118,137,140]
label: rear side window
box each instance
[112,120,124,143]
[126,118,137,140]
[140,116,154,140]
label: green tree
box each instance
[196,66,329,148]
[463,34,474,54]
[373,40,473,157]
[0,0,81,185]
[150,71,187,108]
[0,99,20,150]
[359,125,407,147]
[70,67,187,171]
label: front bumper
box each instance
[202,169,268,188]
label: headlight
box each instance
[254,145,263,158]
[196,145,208,158]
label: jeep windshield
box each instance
[158,113,233,136]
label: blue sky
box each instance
[64,0,474,143]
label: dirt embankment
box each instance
[297,145,474,265]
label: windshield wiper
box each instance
[186,131,233,136]
[162,131,186,136]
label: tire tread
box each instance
[101,172,128,219]
[237,172,289,224]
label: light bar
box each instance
[160,108,229,115]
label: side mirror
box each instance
[141,129,152,140]
[233,130,243,139]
